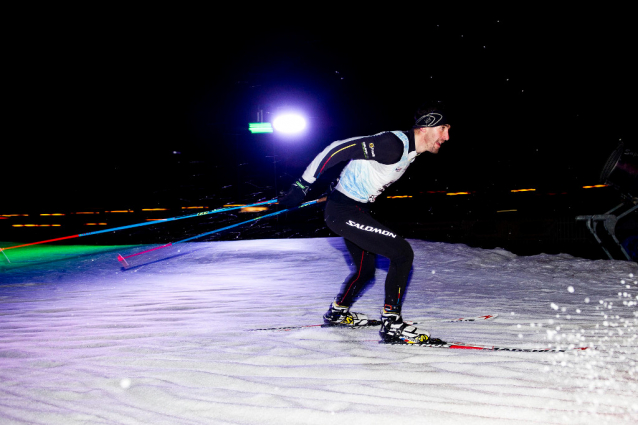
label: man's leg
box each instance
[323,199,443,343]
[325,201,413,310]
[334,239,376,307]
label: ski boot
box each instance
[323,301,373,327]
[380,307,446,345]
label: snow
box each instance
[1,237,637,424]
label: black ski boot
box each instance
[323,301,372,327]
[380,308,446,345]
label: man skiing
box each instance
[278,104,451,345]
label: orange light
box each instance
[75,211,98,215]
[583,184,608,189]
[40,213,65,216]
[85,223,108,226]
[105,210,133,213]
[240,207,269,213]
[182,206,205,210]
[141,208,168,211]
[446,192,471,196]
[11,224,61,227]
[511,189,536,193]
[387,195,413,199]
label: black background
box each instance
[3,7,635,257]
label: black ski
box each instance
[247,314,498,332]
[380,340,589,352]
[247,320,382,332]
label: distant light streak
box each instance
[105,210,133,213]
[75,212,99,215]
[240,206,269,213]
[583,184,608,189]
[446,192,471,196]
[511,189,536,193]
[387,196,413,199]
[141,208,168,211]
[85,223,108,226]
[497,209,518,213]
[182,206,205,210]
[12,224,61,227]
[40,213,65,216]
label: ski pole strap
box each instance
[294,179,310,195]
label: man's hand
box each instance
[278,178,310,208]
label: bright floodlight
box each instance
[272,113,306,134]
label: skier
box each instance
[278,103,451,344]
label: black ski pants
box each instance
[324,191,414,310]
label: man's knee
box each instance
[394,242,414,265]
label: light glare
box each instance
[273,113,306,134]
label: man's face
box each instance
[418,125,450,154]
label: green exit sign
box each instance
[249,123,273,134]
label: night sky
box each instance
[4,9,635,212]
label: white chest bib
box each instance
[336,131,416,203]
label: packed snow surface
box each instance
[1,238,637,424]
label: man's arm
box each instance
[278,132,403,207]
[301,132,403,184]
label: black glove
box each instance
[278,178,310,208]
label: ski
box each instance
[247,314,497,332]
[379,340,589,352]
[435,314,498,322]
[247,320,383,332]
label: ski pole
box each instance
[1,199,278,252]
[117,196,327,267]
[175,197,327,243]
